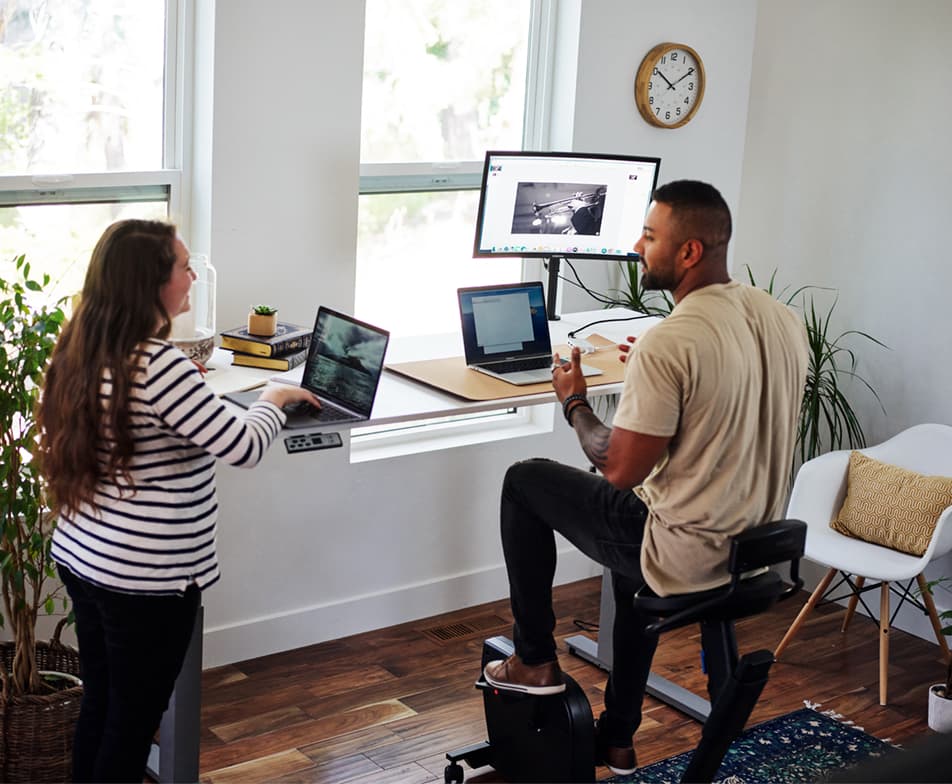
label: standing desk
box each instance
[150,308,707,782]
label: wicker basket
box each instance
[0,636,83,783]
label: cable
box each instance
[572,618,600,633]
[552,257,666,337]
[567,314,658,339]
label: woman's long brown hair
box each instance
[37,219,179,517]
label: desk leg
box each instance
[565,567,710,723]
[146,604,203,783]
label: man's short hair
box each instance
[652,180,732,250]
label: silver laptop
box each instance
[457,282,601,385]
[224,307,390,429]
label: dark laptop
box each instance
[457,281,601,385]
[224,307,390,429]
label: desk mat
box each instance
[385,334,626,401]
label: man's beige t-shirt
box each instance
[612,281,808,596]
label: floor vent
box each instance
[420,613,507,644]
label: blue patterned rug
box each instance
[607,704,896,784]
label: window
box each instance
[351,1,557,458]
[356,0,548,337]
[0,0,182,300]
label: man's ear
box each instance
[680,238,705,269]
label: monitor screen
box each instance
[472,150,661,261]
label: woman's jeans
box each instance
[501,458,659,748]
[58,565,200,783]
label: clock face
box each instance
[636,44,705,129]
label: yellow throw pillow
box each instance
[830,451,952,556]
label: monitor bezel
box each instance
[472,149,662,262]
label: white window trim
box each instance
[350,402,556,463]
[0,0,190,224]
[350,0,559,461]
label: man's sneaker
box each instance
[483,654,566,695]
[595,721,637,776]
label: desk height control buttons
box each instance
[284,431,343,454]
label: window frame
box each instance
[350,0,558,460]
[0,0,190,235]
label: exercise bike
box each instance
[444,519,806,783]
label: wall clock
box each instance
[634,42,705,129]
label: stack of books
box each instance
[219,322,311,371]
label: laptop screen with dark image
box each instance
[302,308,390,417]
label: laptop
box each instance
[224,307,390,429]
[457,282,602,385]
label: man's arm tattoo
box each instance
[571,406,612,471]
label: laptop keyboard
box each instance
[487,356,552,374]
[313,403,355,422]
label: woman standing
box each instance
[37,219,319,782]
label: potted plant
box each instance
[248,304,278,336]
[919,578,952,732]
[1,254,81,782]
[596,264,886,465]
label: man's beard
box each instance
[641,265,675,292]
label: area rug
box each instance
[606,702,897,784]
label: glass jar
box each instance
[170,253,217,364]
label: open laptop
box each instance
[457,281,602,385]
[224,307,390,429]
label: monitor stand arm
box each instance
[545,256,564,321]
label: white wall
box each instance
[198,0,952,667]
[561,0,758,312]
[196,0,762,667]
[736,0,952,637]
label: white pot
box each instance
[928,684,952,733]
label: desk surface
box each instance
[211,308,660,428]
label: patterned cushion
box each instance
[830,451,952,556]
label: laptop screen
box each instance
[458,282,551,364]
[301,307,390,416]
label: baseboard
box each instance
[202,548,601,668]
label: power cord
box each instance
[554,257,665,338]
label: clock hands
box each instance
[670,67,695,88]
[654,69,675,90]
[655,66,694,91]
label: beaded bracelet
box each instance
[562,393,591,427]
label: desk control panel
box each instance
[284,431,343,454]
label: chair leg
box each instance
[841,575,866,632]
[879,582,890,706]
[775,567,836,659]
[917,573,952,661]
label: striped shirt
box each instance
[52,339,286,595]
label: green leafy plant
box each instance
[252,304,277,315]
[607,260,673,316]
[0,255,68,696]
[744,266,887,465]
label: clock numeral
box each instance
[688,82,694,91]
[648,80,652,91]
[649,96,654,105]
[664,111,671,121]
[655,107,661,116]
[670,52,679,61]
[683,96,690,105]
[676,107,681,117]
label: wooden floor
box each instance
[193,577,942,783]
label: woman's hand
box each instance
[617,335,637,363]
[256,383,322,411]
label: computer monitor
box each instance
[472,150,661,317]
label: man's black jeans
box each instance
[58,565,200,783]
[500,458,658,748]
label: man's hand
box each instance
[551,346,589,404]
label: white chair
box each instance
[774,423,952,705]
